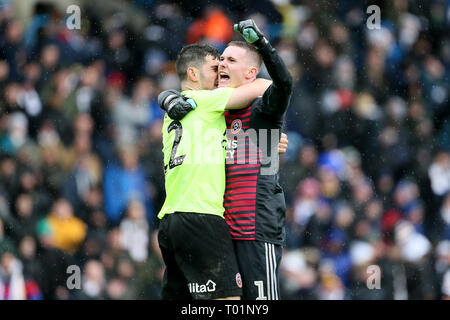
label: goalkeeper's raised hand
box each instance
[234,19,268,49]
[158,89,196,121]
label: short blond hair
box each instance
[228,41,262,69]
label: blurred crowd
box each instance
[0,0,449,300]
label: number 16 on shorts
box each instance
[254,279,280,300]
[254,280,268,300]
[235,241,282,300]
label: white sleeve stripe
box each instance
[265,242,271,300]
[270,243,279,300]
[264,242,280,300]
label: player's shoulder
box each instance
[183,88,234,114]
[183,87,233,98]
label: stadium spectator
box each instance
[103,144,155,225]
[36,198,86,254]
[119,199,149,263]
[0,251,43,300]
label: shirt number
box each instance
[165,120,186,173]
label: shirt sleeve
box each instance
[258,43,293,120]
[183,87,235,120]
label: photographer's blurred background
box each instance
[0,0,449,299]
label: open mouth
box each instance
[219,72,230,86]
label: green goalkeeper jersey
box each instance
[158,87,235,219]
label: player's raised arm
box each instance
[158,78,272,119]
[225,78,271,110]
[234,19,293,118]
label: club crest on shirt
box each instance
[231,119,242,134]
[236,273,243,288]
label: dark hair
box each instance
[227,40,262,68]
[175,44,220,81]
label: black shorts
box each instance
[233,240,282,300]
[158,212,243,300]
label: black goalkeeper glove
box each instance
[234,19,268,49]
[158,89,196,121]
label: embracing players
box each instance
[159,20,293,300]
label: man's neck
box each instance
[181,81,201,91]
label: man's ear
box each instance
[246,67,259,79]
[187,67,199,82]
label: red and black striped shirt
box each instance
[224,106,261,240]
[222,43,293,244]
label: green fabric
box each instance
[234,24,259,43]
[158,87,235,219]
[242,28,259,43]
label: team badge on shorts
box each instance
[236,273,243,288]
[231,119,242,134]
